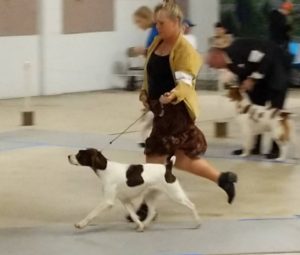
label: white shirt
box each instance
[183,34,198,49]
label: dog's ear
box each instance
[92,152,107,170]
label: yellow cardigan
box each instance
[141,34,203,120]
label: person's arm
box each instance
[161,45,202,104]
[146,26,158,48]
[240,48,272,91]
[247,48,271,81]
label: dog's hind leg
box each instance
[241,133,254,157]
[164,182,201,228]
[142,190,160,229]
[276,141,288,162]
[123,202,145,232]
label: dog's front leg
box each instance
[123,203,145,232]
[75,201,114,229]
[241,133,254,157]
[75,186,116,229]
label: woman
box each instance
[135,0,238,221]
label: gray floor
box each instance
[0,91,300,255]
[1,218,300,255]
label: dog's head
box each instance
[227,86,243,102]
[68,148,107,170]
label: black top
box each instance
[269,10,291,48]
[147,53,175,100]
[224,38,291,90]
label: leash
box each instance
[101,111,148,151]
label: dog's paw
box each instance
[240,153,249,158]
[74,222,87,229]
[136,224,145,232]
[275,157,286,162]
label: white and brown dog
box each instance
[68,149,201,232]
[228,86,296,161]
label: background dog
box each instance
[227,86,296,161]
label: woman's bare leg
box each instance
[146,155,167,164]
[174,150,237,204]
[175,150,220,183]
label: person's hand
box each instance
[139,91,149,110]
[133,47,146,56]
[127,47,146,57]
[240,79,255,92]
[159,92,176,105]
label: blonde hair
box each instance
[161,0,184,23]
[134,6,153,21]
[154,4,164,15]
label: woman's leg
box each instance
[146,155,167,164]
[175,150,220,182]
[175,150,237,204]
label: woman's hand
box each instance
[139,91,149,110]
[159,92,176,104]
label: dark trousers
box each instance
[248,85,287,109]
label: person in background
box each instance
[182,19,198,49]
[207,38,291,159]
[209,22,235,91]
[269,1,294,50]
[132,6,159,56]
[210,22,233,49]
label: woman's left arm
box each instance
[169,46,202,103]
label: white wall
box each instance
[0,36,39,98]
[42,0,161,95]
[0,0,218,98]
[189,0,219,53]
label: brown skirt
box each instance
[145,100,207,158]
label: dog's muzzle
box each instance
[68,155,79,166]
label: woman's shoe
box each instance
[218,172,238,204]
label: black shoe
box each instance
[218,172,238,204]
[266,141,280,159]
[138,142,146,148]
[265,152,280,160]
[231,148,261,156]
[232,135,262,156]
[126,203,148,222]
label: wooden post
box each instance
[22,62,34,126]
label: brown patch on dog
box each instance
[271,109,280,119]
[126,165,145,187]
[227,87,242,101]
[165,157,176,184]
[243,105,251,114]
[279,112,291,142]
[258,112,264,118]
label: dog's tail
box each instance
[166,155,176,172]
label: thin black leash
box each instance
[101,111,148,151]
